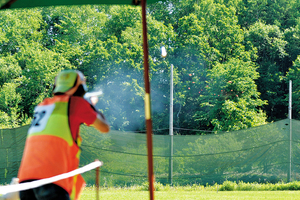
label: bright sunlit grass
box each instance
[81,187,300,200]
[2,184,300,200]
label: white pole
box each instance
[288,80,292,182]
[161,46,173,185]
[169,64,174,185]
[289,80,292,120]
[170,64,174,136]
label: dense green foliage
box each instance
[1,0,300,133]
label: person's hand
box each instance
[90,96,98,106]
[84,91,103,106]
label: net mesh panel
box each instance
[0,119,299,186]
[0,126,27,184]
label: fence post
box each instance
[288,80,292,182]
[169,64,174,186]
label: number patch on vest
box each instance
[28,104,55,135]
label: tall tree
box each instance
[286,56,300,119]
[244,21,288,121]
[202,58,267,131]
[162,0,263,132]
[237,0,300,29]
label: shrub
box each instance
[219,181,236,191]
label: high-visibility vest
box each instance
[18,95,85,200]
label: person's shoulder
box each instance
[39,95,69,105]
[70,96,86,102]
[69,96,97,116]
[70,96,90,106]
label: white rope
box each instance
[0,160,103,195]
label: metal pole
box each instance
[141,0,155,199]
[289,80,292,120]
[169,64,173,137]
[95,159,100,200]
[169,64,173,185]
[95,166,100,200]
[288,80,292,182]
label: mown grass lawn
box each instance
[81,188,300,200]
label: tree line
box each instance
[1,0,300,133]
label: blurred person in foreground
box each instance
[17,69,110,200]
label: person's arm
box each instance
[85,95,110,133]
[92,111,110,133]
[70,96,110,134]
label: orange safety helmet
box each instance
[53,70,88,96]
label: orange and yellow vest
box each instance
[18,95,85,200]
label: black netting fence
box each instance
[1,119,299,186]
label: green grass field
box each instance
[81,188,300,200]
[80,181,300,199]
[2,182,300,199]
